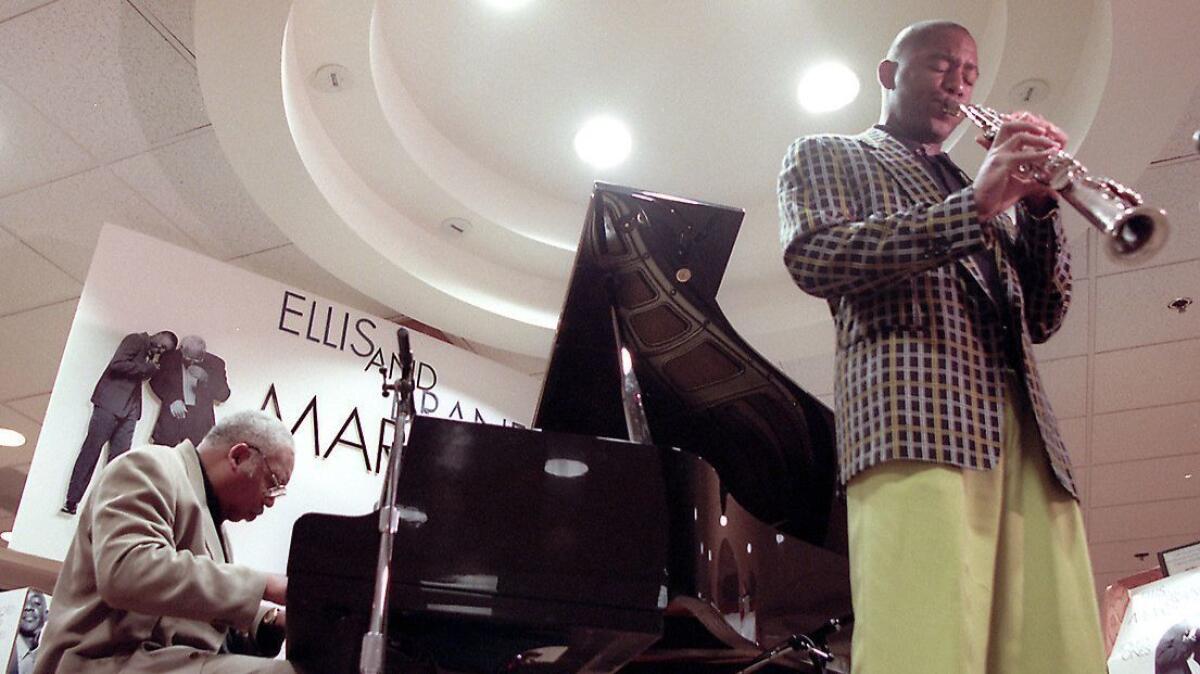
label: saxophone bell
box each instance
[956,103,1169,263]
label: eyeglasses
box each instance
[245,444,287,499]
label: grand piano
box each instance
[285,184,851,673]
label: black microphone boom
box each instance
[396,328,413,381]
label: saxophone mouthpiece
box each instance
[942,102,964,118]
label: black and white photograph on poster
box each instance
[1110,569,1200,674]
[148,334,231,450]
[7,225,540,574]
[60,330,177,515]
[1155,622,1200,674]
[0,589,50,674]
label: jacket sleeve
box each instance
[148,352,176,402]
[104,333,158,380]
[201,355,231,404]
[89,451,267,630]
[779,135,993,299]
[1010,202,1072,343]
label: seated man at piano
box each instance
[34,410,297,674]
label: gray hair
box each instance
[203,409,294,462]
[180,334,207,354]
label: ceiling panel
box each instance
[0,300,75,401]
[1094,259,1200,352]
[1151,81,1200,162]
[0,0,207,163]
[1090,454,1200,508]
[0,78,95,198]
[1091,402,1200,465]
[1089,497,1200,545]
[138,0,193,55]
[0,227,81,315]
[3,393,50,424]
[1093,338,1200,414]
[111,130,290,260]
[0,166,197,281]
[0,0,53,23]
[1090,533,1199,574]
[1097,158,1200,276]
[1033,283,1090,362]
[230,244,395,319]
[1037,355,1088,419]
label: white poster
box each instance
[10,225,541,573]
[1108,568,1200,674]
[0,588,50,674]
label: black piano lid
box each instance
[534,183,840,548]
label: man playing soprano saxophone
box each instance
[778,20,1106,673]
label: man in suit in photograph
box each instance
[150,334,231,447]
[7,590,47,674]
[34,409,296,674]
[62,330,178,515]
[778,19,1105,674]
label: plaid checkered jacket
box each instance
[778,127,1077,497]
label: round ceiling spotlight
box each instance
[574,116,632,169]
[0,427,25,448]
[796,61,860,114]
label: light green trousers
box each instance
[846,384,1107,674]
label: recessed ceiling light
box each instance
[0,428,25,448]
[796,61,861,114]
[574,116,631,169]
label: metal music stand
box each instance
[359,328,417,674]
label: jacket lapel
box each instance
[858,127,1007,307]
[857,128,942,206]
[179,441,227,563]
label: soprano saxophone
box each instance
[953,102,1169,262]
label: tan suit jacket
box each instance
[34,442,275,673]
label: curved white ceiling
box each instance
[194,0,1200,359]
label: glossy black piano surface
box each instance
[286,184,850,673]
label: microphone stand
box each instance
[736,613,853,674]
[359,329,415,674]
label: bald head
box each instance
[886,20,971,62]
[878,20,978,147]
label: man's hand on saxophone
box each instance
[972,118,1063,221]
